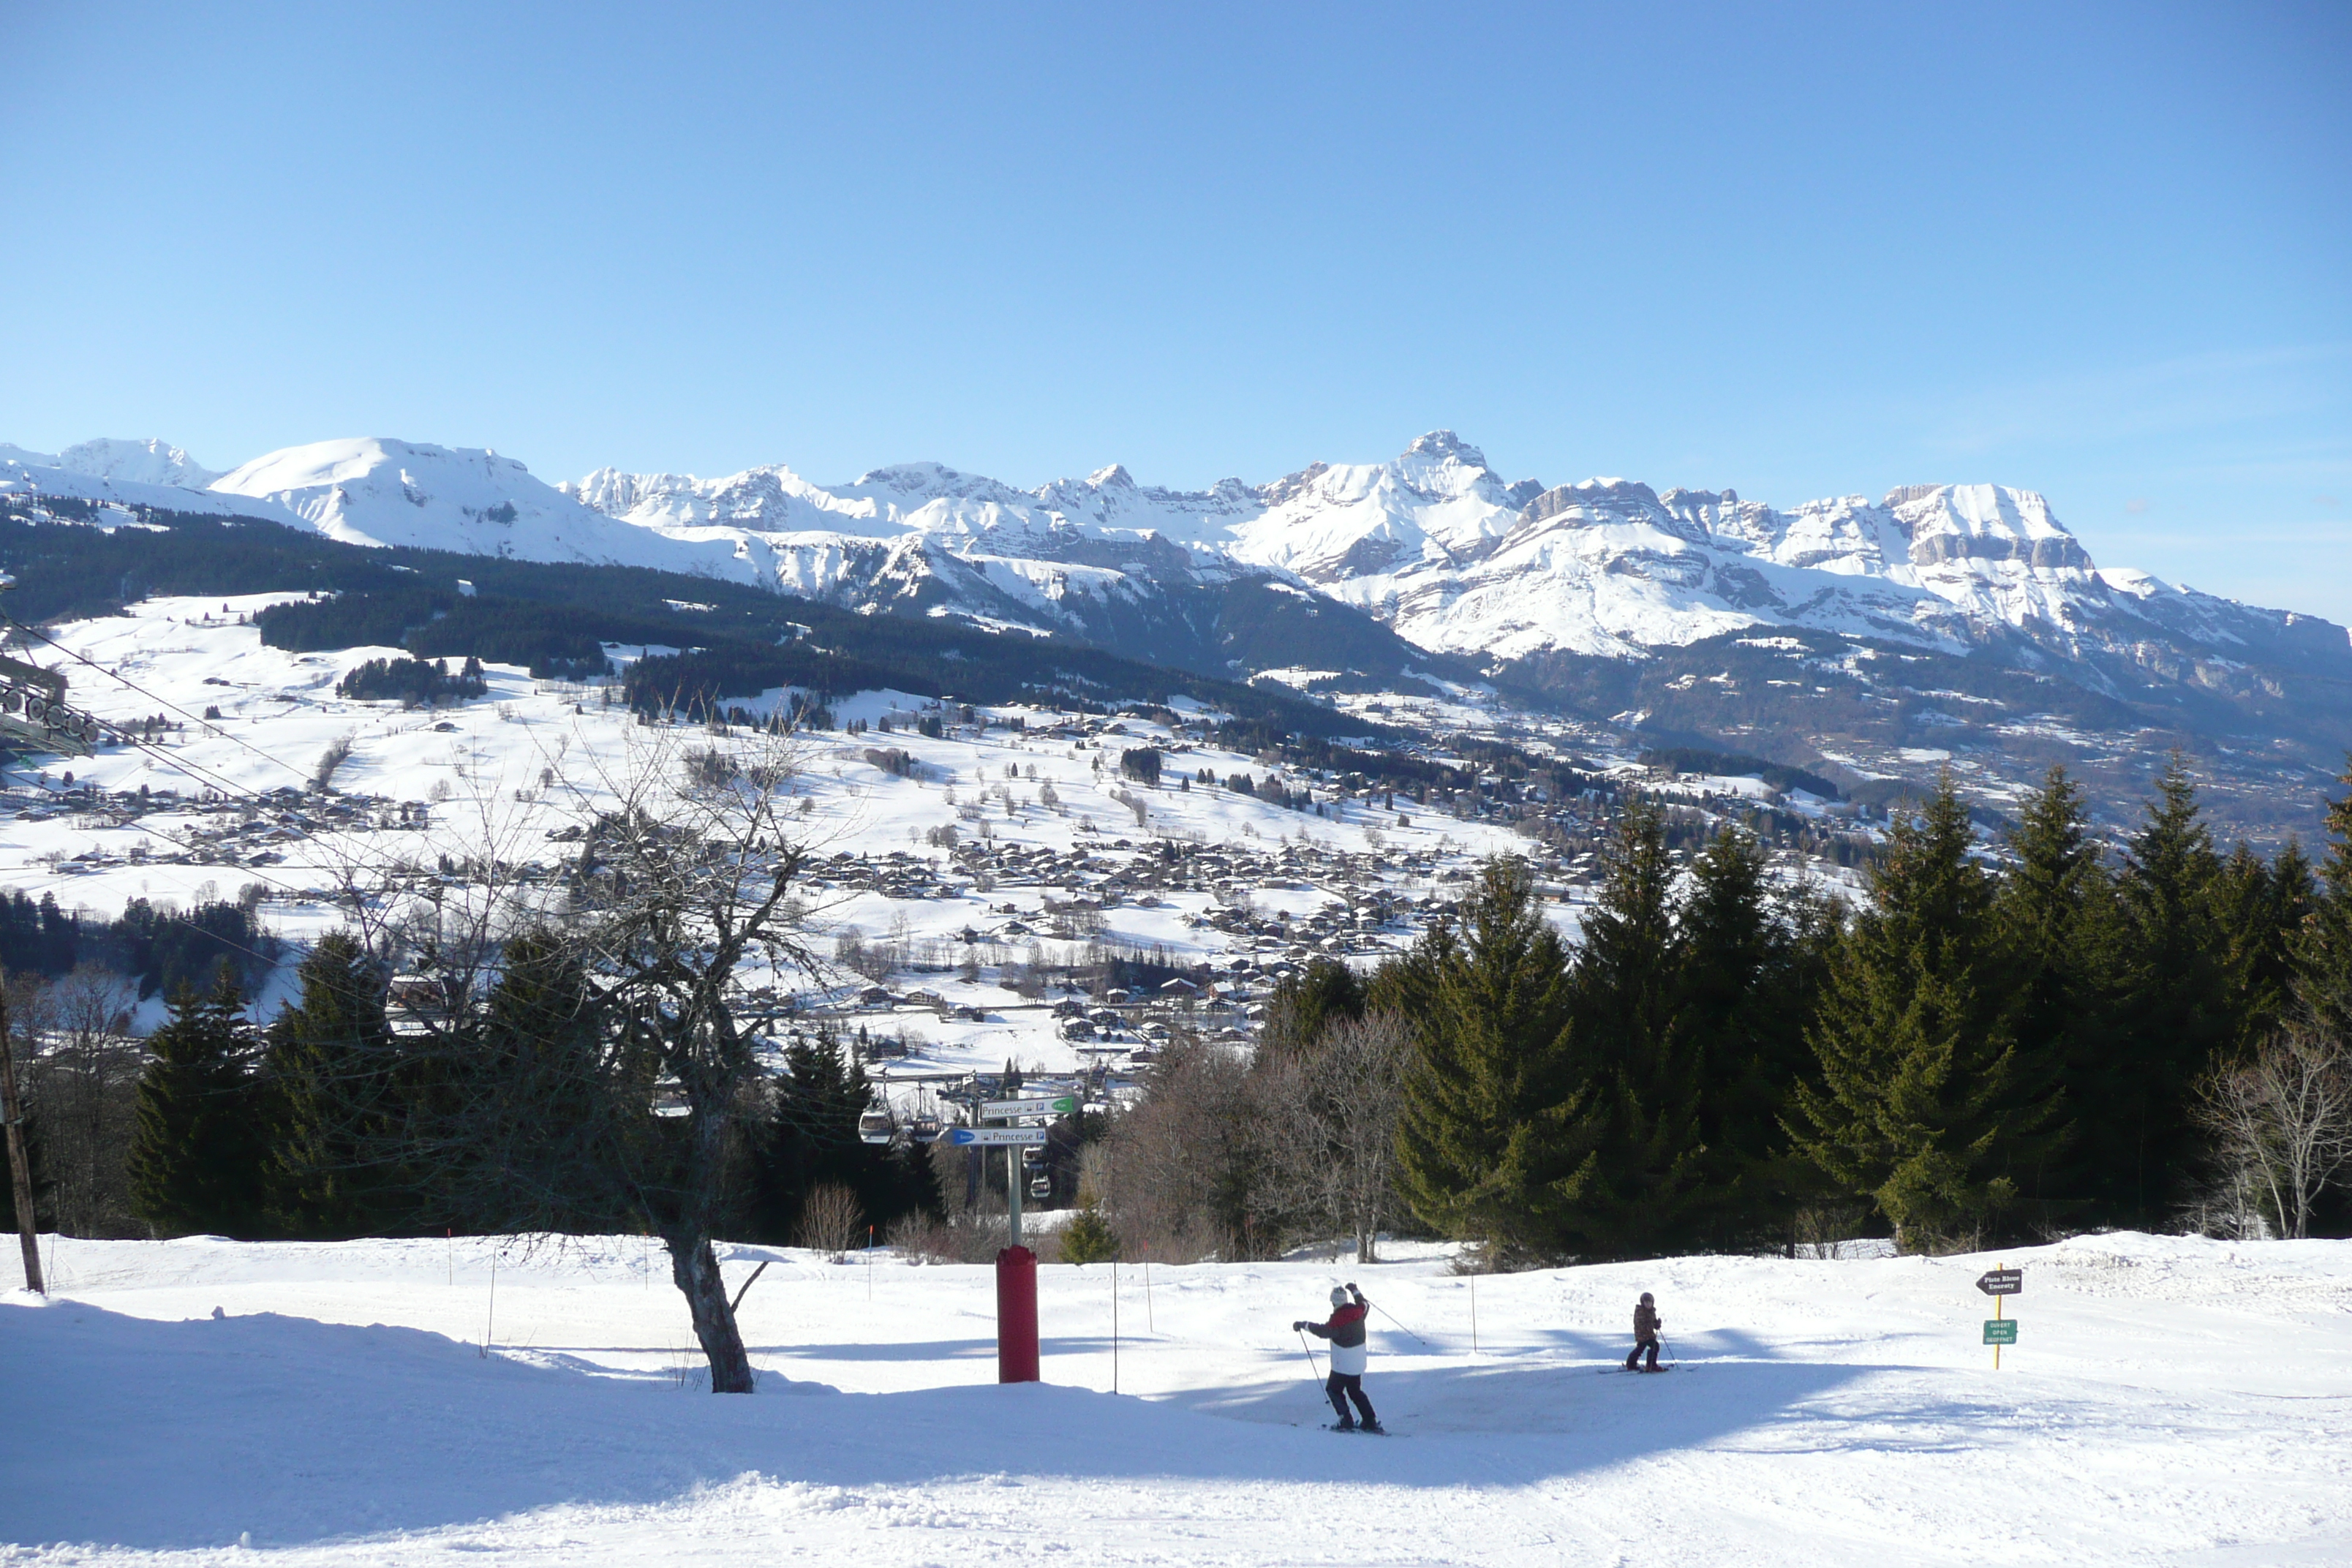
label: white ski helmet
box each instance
[1330,1286,1349,1307]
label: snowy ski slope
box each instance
[6,1232,2350,1564]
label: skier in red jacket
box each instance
[1295,1284,1384,1432]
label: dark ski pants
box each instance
[1326,1371,1376,1426]
[1626,1336,1659,1371]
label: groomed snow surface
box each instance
[7,1232,2349,1565]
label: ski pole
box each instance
[1360,1294,1431,1349]
[1294,1327,1322,1383]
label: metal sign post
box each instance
[1976,1265,2022,1369]
[1008,1143,1022,1251]
[970,1094,1071,1386]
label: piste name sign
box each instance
[1976,1265,2021,1368]
[979,1096,1077,1119]
[947,1126,1049,1147]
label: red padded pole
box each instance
[996,1245,1039,1383]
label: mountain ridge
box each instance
[11,426,2334,668]
[5,428,2346,842]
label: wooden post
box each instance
[0,990,42,1294]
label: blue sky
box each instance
[4,2,2347,618]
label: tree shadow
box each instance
[1,1302,1878,1552]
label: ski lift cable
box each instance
[0,613,538,889]
[19,734,301,979]
[0,688,444,911]
[0,625,804,995]
[64,723,392,888]
[66,731,371,928]
[0,614,518,905]
[0,609,316,788]
[44,724,445,938]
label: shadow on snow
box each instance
[3,1302,1910,1551]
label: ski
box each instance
[1322,1423,1391,1434]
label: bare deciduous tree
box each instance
[2193,1020,2352,1240]
[795,1181,863,1261]
[1098,1035,1277,1262]
[329,728,828,1395]
[16,968,143,1239]
[542,734,821,1390]
[1261,1011,1412,1263]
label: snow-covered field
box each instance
[7,1232,2350,1565]
[7,594,1545,1061]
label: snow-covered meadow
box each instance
[9,592,1529,1055]
[7,1232,2350,1564]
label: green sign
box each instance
[1983,1319,2018,1346]
[980,1096,1077,1119]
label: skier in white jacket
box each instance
[1295,1284,1383,1433]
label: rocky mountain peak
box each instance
[1403,430,1488,468]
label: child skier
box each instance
[1295,1283,1383,1432]
[1626,1291,1663,1371]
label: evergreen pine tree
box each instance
[2291,766,2352,1234]
[2211,837,2313,1051]
[1564,802,1708,1257]
[1257,958,1368,1061]
[1060,1198,1120,1264]
[2109,755,2230,1224]
[1390,856,1599,1264]
[267,931,401,1239]
[1992,767,2107,1224]
[457,928,627,1234]
[1793,775,2062,1249]
[127,968,274,1238]
[2297,764,2352,1041]
[758,1030,886,1243]
[1672,823,1832,1248]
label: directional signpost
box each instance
[1975,1266,2022,1369]
[947,1126,1052,1147]
[979,1096,1077,1120]
[969,1089,1077,1386]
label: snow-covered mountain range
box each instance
[7,429,2333,679]
[7,428,2348,843]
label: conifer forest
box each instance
[19,757,2346,1271]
